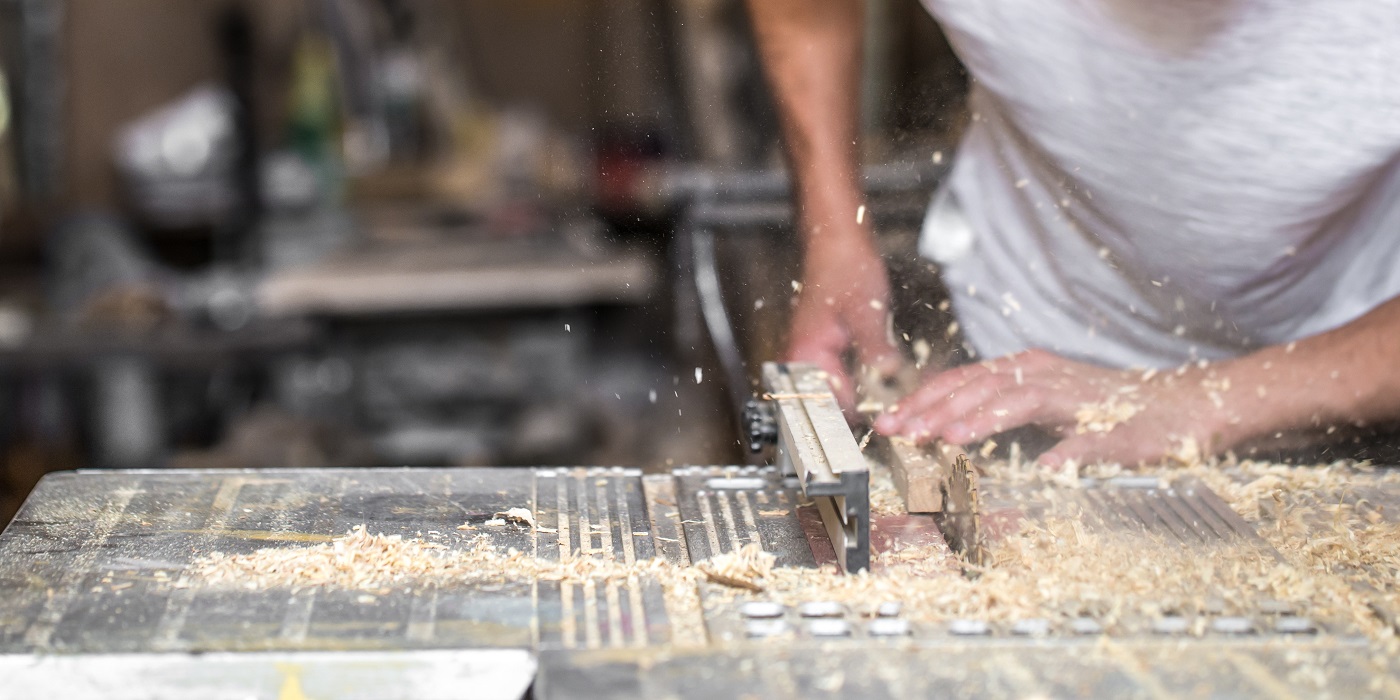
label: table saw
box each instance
[2,364,1398,699]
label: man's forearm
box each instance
[745,0,868,253]
[1213,295,1400,446]
[748,0,901,388]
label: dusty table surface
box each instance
[2,465,1397,699]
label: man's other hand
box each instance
[874,349,1241,467]
[786,234,901,411]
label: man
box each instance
[746,0,1400,466]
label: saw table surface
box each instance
[1,466,1397,699]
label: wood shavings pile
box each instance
[867,458,906,516]
[1074,395,1143,434]
[970,449,1097,488]
[188,524,687,593]
[188,525,480,592]
[1297,519,1400,581]
[458,508,541,531]
[696,543,775,591]
[719,453,1400,646]
[182,455,1400,650]
[970,451,1400,646]
[494,507,537,528]
[1177,457,1400,644]
[726,515,1348,633]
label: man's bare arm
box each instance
[1238,293,1400,441]
[745,0,899,405]
[746,0,864,237]
[876,294,1400,466]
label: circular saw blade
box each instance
[939,453,987,567]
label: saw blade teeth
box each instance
[943,453,987,567]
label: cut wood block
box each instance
[885,438,966,514]
[856,365,965,514]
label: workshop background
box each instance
[0,0,966,525]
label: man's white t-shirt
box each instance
[917,0,1400,369]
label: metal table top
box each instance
[2,465,1397,699]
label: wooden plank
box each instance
[858,366,967,514]
[886,437,948,513]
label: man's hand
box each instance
[787,230,901,409]
[874,349,1243,467]
[744,0,894,409]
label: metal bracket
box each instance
[759,362,870,573]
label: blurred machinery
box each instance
[0,0,681,481]
[24,199,660,471]
[114,86,248,232]
[259,214,658,467]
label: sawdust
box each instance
[189,524,733,593]
[696,543,775,591]
[1074,395,1143,434]
[779,447,1398,645]
[189,525,483,592]
[184,455,1400,650]
[186,523,758,653]
[755,521,1280,623]
[1180,458,1400,639]
[971,452,1400,646]
[495,507,537,528]
[714,507,1388,651]
[868,459,906,516]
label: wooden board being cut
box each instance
[859,366,966,514]
[886,437,961,513]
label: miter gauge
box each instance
[748,362,871,573]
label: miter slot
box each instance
[1077,477,1280,558]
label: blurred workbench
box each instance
[257,237,657,317]
[248,213,672,467]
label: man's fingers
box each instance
[1036,440,1083,470]
[938,390,1045,444]
[1036,432,1122,470]
[876,363,990,432]
[885,372,1018,441]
